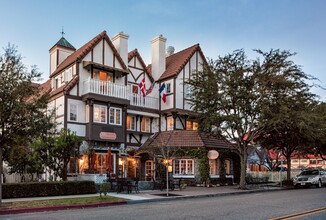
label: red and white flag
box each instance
[139,77,146,97]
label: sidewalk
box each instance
[1,184,283,215]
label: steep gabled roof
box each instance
[128,48,153,81]
[159,44,207,81]
[51,31,128,77]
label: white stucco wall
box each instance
[93,43,102,64]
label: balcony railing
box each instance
[83,78,128,100]
[83,78,158,109]
[129,93,159,109]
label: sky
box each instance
[1,0,325,100]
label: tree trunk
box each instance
[239,151,247,189]
[0,146,2,206]
[286,155,292,180]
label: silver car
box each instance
[293,169,326,188]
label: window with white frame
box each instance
[109,107,122,125]
[141,117,150,132]
[173,159,194,175]
[167,116,173,131]
[126,115,136,130]
[69,103,77,121]
[94,105,107,123]
[166,82,171,94]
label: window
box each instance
[209,159,219,175]
[166,83,171,93]
[310,159,317,165]
[318,160,324,165]
[184,84,192,99]
[126,115,136,130]
[145,160,153,181]
[69,103,77,121]
[109,107,122,125]
[94,105,107,123]
[173,159,194,175]
[186,121,198,131]
[93,70,112,81]
[292,159,299,164]
[131,84,138,94]
[167,116,173,131]
[141,117,150,132]
[225,159,231,175]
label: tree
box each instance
[300,102,326,160]
[33,128,82,181]
[0,44,52,205]
[256,49,317,180]
[188,49,317,188]
[188,50,263,189]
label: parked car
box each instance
[293,169,326,188]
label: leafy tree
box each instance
[299,102,326,160]
[0,44,52,204]
[188,50,262,189]
[33,129,82,181]
[188,49,317,188]
[256,49,317,180]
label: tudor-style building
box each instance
[43,30,239,183]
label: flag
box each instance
[146,81,156,95]
[159,83,166,103]
[139,77,146,97]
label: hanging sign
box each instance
[207,150,219,159]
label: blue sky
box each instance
[1,0,325,100]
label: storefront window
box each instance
[173,159,194,175]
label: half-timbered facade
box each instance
[43,30,239,183]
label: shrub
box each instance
[2,181,96,198]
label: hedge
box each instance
[2,181,96,199]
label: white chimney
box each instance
[112,32,129,66]
[151,34,166,81]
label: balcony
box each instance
[83,78,158,109]
[83,78,128,100]
[129,93,159,109]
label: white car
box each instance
[293,169,326,188]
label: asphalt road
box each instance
[1,187,326,220]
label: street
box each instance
[1,187,326,220]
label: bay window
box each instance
[69,103,77,121]
[109,107,122,125]
[94,105,106,123]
